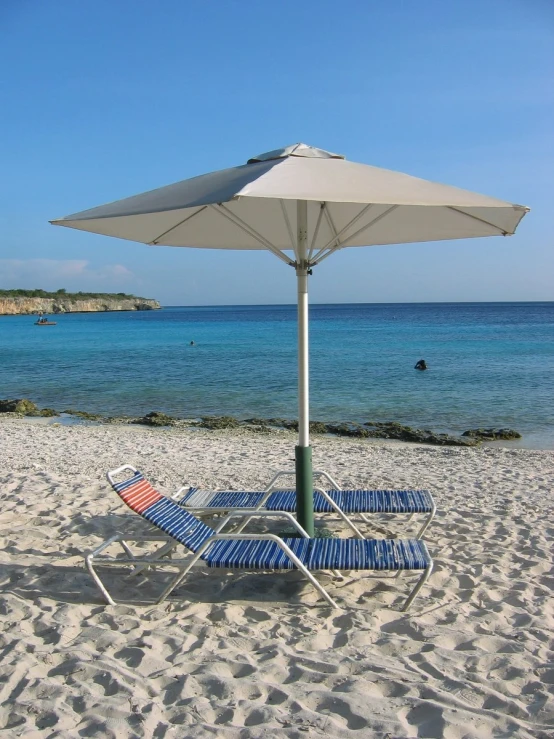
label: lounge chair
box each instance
[85,466,434,611]
[177,469,436,540]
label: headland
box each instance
[0,289,161,314]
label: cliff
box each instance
[0,297,161,315]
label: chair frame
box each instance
[176,468,436,540]
[84,466,434,612]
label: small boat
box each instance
[35,316,57,325]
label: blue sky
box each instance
[0,0,552,305]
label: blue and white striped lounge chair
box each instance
[85,466,434,611]
[177,468,436,540]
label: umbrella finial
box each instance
[247,143,345,164]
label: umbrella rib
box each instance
[311,203,375,262]
[279,200,298,260]
[446,206,508,235]
[211,204,294,265]
[311,205,341,263]
[308,203,325,262]
[148,206,208,244]
[313,205,399,264]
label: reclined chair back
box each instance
[110,469,214,552]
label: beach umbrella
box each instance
[50,143,529,535]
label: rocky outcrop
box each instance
[462,428,522,441]
[0,398,58,416]
[199,416,241,430]
[0,399,524,447]
[133,412,177,427]
[363,421,479,446]
[0,399,39,414]
[200,417,483,445]
[0,297,161,315]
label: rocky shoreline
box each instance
[0,296,161,314]
[0,398,522,446]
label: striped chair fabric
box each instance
[204,537,311,570]
[110,471,430,573]
[203,537,429,571]
[181,487,434,514]
[181,489,268,510]
[111,472,214,552]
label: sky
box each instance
[0,0,552,305]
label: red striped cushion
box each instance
[119,477,163,513]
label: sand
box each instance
[0,417,552,738]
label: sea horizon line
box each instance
[160,300,554,308]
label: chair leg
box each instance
[155,560,340,609]
[85,534,196,606]
[296,569,339,608]
[128,540,179,577]
[314,487,366,539]
[401,561,434,611]
[154,566,194,604]
[154,545,210,604]
[415,505,436,539]
[86,553,118,606]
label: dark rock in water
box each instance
[242,416,478,446]
[243,418,330,434]
[0,398,39,415]
[39,408,59,417]
[309,421,329,434]
[243,417,271,427]
[245,417,298,430]
[63,408,103,421]
[273,419,330,434]
[199,416,240,429]
[134,411,176,427]
[326,423,371,438]
[273,418,298,430]
[105,416,133,425]
[462,428,522,441]
[363,421,478,446]
[240,418,271,432]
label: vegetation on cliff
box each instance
[0,289,143,300]
[0,290,161,314]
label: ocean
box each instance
[1,302,553,449]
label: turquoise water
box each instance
[1,302,553,448]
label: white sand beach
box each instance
[0,417,552,738]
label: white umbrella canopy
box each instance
[52,143,527,260]
[51,143,529,534]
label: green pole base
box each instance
[295,445,314,537]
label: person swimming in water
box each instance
[414,359,427,371]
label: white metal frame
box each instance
[85,528,433,612]
[177,468,436,541]
[84,466,434,612]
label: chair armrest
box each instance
[171,485,190,501]
[213,510,309,537]
[106,464,139,486]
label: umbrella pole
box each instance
[295,200,314,536]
